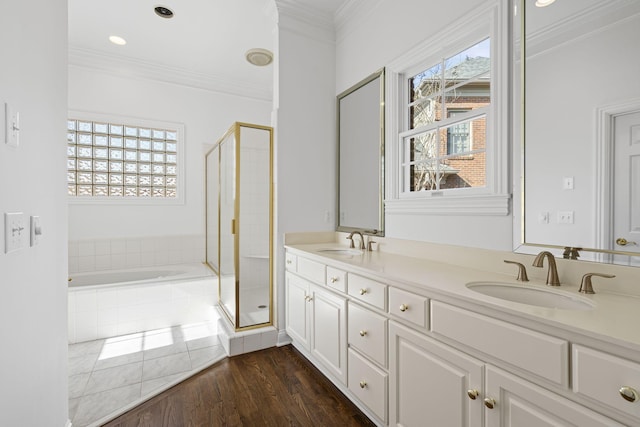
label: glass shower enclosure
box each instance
[205,122,273,330]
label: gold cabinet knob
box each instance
[359,288,368,295]
[619,386,639,402]
[399,304,409,312]
[484,397,496,409]
[330,276,338,283]
[286,259,292,264]
[467,389,479,400]
[359,380,367,389]
[304,295,313,302]
[359,330,367,337]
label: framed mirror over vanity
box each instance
[516,0,640,266]
[336,68,385,236]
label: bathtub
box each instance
[68,263,218,343]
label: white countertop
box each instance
[286,243,640,355]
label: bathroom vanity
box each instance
[284,239,640,426]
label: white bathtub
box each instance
[68,263,218,343]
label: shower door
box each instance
[205,122,272,331]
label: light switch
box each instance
[4,103,19,147]
[562,176,574,190]
[4,212,26,253]
[30,216,42,247]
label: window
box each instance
[384,2,510,216]
[402,38,490,193]
[67,118,179,199]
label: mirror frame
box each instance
[515,0,640,263]
[336,68,385,236]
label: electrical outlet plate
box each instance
[558,211,574,224]
[4,103,19,147]
[4,212,26,253]
[30,215,41,246]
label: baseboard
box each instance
[277,329,292,346]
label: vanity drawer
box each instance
[347,274,387,310]
[326,266,347,293]
[573,345,640,419]
[296,256,325,284]
[348,348,388,423]
[388,287,428,329]
[285,252,297,272]
[431,301,569,386]
[348,302,387,367]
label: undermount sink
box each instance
[317,248,363,256]
[466,282,595,310]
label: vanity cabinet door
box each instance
[285,272,310,349]
[309,284,348,385]
[389,321,483,427]
[485,365,623,427]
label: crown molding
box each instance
[68,46,273,102]
[274,0,335,45]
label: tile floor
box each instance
[68,320,226,427]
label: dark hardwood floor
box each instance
[103,345,376,427]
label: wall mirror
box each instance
[337,68,385,236]
[516,0,640,266]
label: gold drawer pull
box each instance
[359,330,367,337]
[330,276,338,283]
[286,259,292,264]
[484,397,496,409]
[467,389,479,400]
[399,304,409,312]
[304,295,313,302]
[619,386,639,403]
[359,381,367,389]
[359,288,368,295]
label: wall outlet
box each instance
[557,211,574,224]
[562,176,574,190]
[4,212,26,253]
[538,212,549,224]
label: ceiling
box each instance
[68,0,348,101]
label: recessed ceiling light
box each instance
[109,35,127,46]
[535,0,556,7]
[154,5,174,18]
[245,48,274,67]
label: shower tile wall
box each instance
[69,235,205,274]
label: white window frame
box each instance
[385,1,510,216]
[68,110,185,206]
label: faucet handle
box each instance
[346,235,355,248]
[367,239,376,252]
[504,260,529,282]
[579,273,615,294]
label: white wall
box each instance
[336,0,513,250]
[68,66,272,240]
[0,1,69,426]
[273,5,337,332]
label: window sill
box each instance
[385,193,511,216]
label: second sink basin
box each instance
[466,282,595,310]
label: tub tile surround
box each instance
[69,235,205,274]
[69,320,226,427]
[285,232,640,350]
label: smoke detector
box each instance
[245,48,273,66]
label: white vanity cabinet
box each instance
[485,365,623,427]
[284,247,637,427]
[389,321,483,427]
[285,271,348,385]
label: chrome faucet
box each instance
[346,231,365,250]
[532,251,560,286]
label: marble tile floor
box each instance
[68,320,227,427]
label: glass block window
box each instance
[67,119,178,198]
